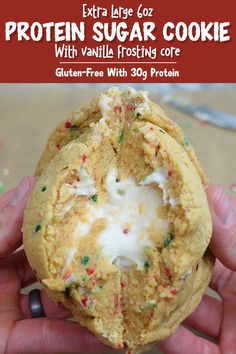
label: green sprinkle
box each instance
[70,124,78,131]
[183,136,190,147]
[35,224,41,233]
[87,304,94,312]
[140,176,147,182]
[136,112,142,118]
[91,194,98,202]
[163,233,174,248]
[41,186,47,192]
[159,129,165,133]
[81,255,90,265]
[144,260,150,269]
[148,300,157,309]
[80,274,88,282]
[118,129,124,144]
[117,189,125,196]
[0,182,4,194]
[99,284,103,289]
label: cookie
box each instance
[23,87,214,354]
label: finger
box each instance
[156,325,220,354]
[207,185,236,271]
[0,177,35,257]
[6,318,109,354]
[0,187,17,209]
[184,294,223,339]
[11,249,36,287]
[20,290,72,319]
[220,299,236,352]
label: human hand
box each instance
[0,177,107,354]
[157,185,236,354]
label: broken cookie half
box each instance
[23,88,214,354]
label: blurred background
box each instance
[0,83,236,354]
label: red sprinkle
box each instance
[114,106,122,113]
[65,121,72,129]
[92,279,96,286]
[120,281,126,288]
[170,288,177,295]
[196,263,199,272]
[150,127,154,131]
[62,272,71,280]
[82,154,87,162]
[164,267,172,279]
[168,170,173,178]
[114,293,120,315]
[116,343,124,350]
[162,283,167,288]
[123,228,129,234]
[126,104,134,111]
[86,267,95,276]
[81,295,87,307]
[56,143,61,150]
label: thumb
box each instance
[207,185,236,271]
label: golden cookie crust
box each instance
[24,88,213,353]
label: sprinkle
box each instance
[167,170,173,178]
[0,182,4,194]
[86,267,95,276]
[136,112,142,118]
[162,283,167,288]
[118,129,124,144]
[183,137,190,147]
[148,300,157,308]
[82,154,87,162]
[126,104,134,111]
[196,263,199,272]
[163,233,174,248]
[35,224,41,233]
[164,267,172,279]
[114,293,120,315]
[81,295,88,307]
[91,194,97,202]
[117,189,125,196]
[65,121,72,129]
[116,343,124,350]
[230,183,236,193]
[56,143,61,150]
[80,274,88,282]
[41,186,47,192]
[81,255,90,265]
[114,106,122,113]
[62,272,72,280]
[144,260,150,269]
[70,124,78,131]
[159,129,165,133]
[170,288,177,295]
[120,281,126,288]
[123,228,129,235]
[149,127,154,131]
[2,168,9,176]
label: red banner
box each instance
[0,0,235,82]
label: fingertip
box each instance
[206,184,236,271]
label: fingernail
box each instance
[9,177,31,206]
[213,187,236,227]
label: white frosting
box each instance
[97,169,161,268]
[66,168,96,197]
[65,167,171,269]
[139,169,179,207]
[70,168,167,268]
[98,94,112,117]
